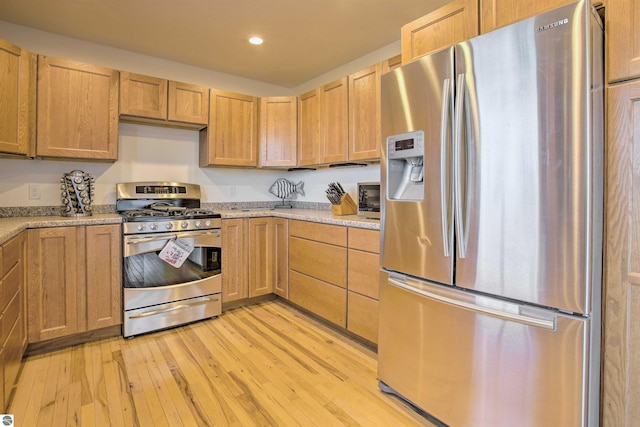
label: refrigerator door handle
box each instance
[454,73,468,259]
[388,277,556,330]
[440,77,452,258]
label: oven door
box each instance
[123,229,222,312]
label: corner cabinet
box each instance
[200,89,258,167]
[0,39,35,158]
[36,56,119,160]
[259,96,298,168]
[480,0,574,33]
[119,71,209,127]
[27,224,121,343]
[401,0,478,63]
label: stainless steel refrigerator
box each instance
[378,1,603,426]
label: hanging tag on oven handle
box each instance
[158,237,195,268]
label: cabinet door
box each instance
[321,77,348,164]
[119,72,167,120]
[382,54,402,73]
[401,0,478,64]
[259,96,298,168]
[248,218,274,297]
[603,80,640,426]
[273,218,289,299]
[222,219,249,302]
[607,0,640,82]
[200,89,258,167]
[349,65,381,161]
[37,56,118,160]
[297,88,321,166]
[168,81,209,125]
[0,39,34,157]
[27,227,86,342]
[85,225,121,330]
[481,0,573,34]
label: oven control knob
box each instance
[137,224,145,232]
[150,223,158,230]
[195,221,202,228]
[205,220,212,227]
[181,221,188,229]
[165,223,174,230]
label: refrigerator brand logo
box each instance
[536,18,569,33]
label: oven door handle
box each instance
[128,297,220,319]
[125,230,221,244]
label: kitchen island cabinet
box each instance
[0,39,35,158]
[200,89,258,167]
[119,71,209,127]
[36,56,119,160]
[0,232,27,411]
[27,224,121,343]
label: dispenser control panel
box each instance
[387,130,424,159]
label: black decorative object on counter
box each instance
[60,170,95,217]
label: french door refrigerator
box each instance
[378,1,603,426]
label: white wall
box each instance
[0,21,388,207]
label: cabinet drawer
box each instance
[289,220,347,246]
[347,249,380,299]
[290,237,347,287]
[348,228,380,253]
[2,264,21,306]
[347,291,378,344]
[2,235,22,274]
[290,271,346,327]
[2,314,24,407]
[2,292,19,346]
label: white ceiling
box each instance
[0,0,449,88]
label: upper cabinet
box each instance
[481,0,573,33]
[348,64,381,161]
[320,77,349,164]
[401,0,478,64]
[259,96,297,168]
[0,39,35,158]
[297,88,322,166]
[37,56,119,160]
[382,54,402,73]
[607,0,640,83]
[200,89,258,167]
[119,71,209,127]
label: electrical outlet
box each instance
[29,184,41,200]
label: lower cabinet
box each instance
[0,232,27,411]
[27,224,121,343]
[222,218,288,303]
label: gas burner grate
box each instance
[122,209,170,219]
[184,208,216,216]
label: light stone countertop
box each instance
[0,209,379,245]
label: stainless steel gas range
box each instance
[116,182,222,337]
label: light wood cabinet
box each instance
[36,56,119,160]
[119,72,209,126]
[607,0,640,83]
[348,64,381,161]
[321,77,349,164]
[289,220,348,327]
[602,79,640,426]
[382,54,402,73]
[222,218,249,303]
[259,96,297,168]
[297,88,322,166]
[401,0,478,64]
[481,0,573,34]
[0,39,35,158]
[346,228,380,344]
[200,89,258,167]
[0,232,27,411]
[222,218,288,303]
[27,224,121,343]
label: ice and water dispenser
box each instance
[386,130,425,201]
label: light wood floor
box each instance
[8,300,435,426]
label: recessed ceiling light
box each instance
[249,37,264,45]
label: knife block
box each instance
[331,194,357,215]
